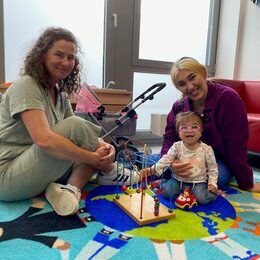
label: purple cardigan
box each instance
[161,81,253,190]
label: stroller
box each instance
[74,82,166,165]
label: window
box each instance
[2,0,105,87]
[105,0,220,130]
[1,0,220,132]
[136,0,212,66]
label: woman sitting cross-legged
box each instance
[0,27,119,216]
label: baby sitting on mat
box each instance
[140,111,219,205]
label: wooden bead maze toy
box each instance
[113,144,176,226]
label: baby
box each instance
[141,111,219,205]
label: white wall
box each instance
[4,0,104,86]
[236,1,260,79]
[216,0,260,80]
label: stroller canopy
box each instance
[75,83,102,113]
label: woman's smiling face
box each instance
[43,39,76,86]
[176,69,208,103]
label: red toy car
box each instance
[175,187,197,209]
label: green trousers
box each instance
[0,116,101,201]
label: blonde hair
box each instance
[175,111,203,132]
[170,57,208,88]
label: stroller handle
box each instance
[133,82,166,102]
[101,82,166,139]
[141,82,166,103]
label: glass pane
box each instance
[133,72,180,130]
[4,0,104,87]
[139,0,210,64]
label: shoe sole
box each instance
[97,173,139,185]
[45,182,79,216]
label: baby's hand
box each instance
[208,184,217,194]
[139,168,150,178]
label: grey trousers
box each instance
[0,116,101,201]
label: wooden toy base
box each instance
[113,193,176,225]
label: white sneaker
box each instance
[96,164,139,185]
[45,182,81,216]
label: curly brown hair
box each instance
[20,27,82,95]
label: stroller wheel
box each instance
[115,144,139,168]
[115,136,133,146]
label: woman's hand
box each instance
[171,160,193,178]
[248,182,260,193]
[102,143,115,163]
[97,138,115,166]
[84,147,106,169]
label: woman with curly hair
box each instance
[0,27,115,216]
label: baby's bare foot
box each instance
[217,189,227,197]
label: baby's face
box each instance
[0,227,3,237]
[178,118,202,146]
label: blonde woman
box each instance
[161,57,259,193]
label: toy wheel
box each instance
[115,136,133,146]
[192,202,198,207]
[115,144,139,168]
[183,205,190,210]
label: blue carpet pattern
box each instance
[0,171,259,259]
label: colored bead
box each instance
[154,196,160,216]
[151,183,157,189]
[121,185,127,191]
[125,187,133,195]
[156,189,163,195]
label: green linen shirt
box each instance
[0,76,74,167]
